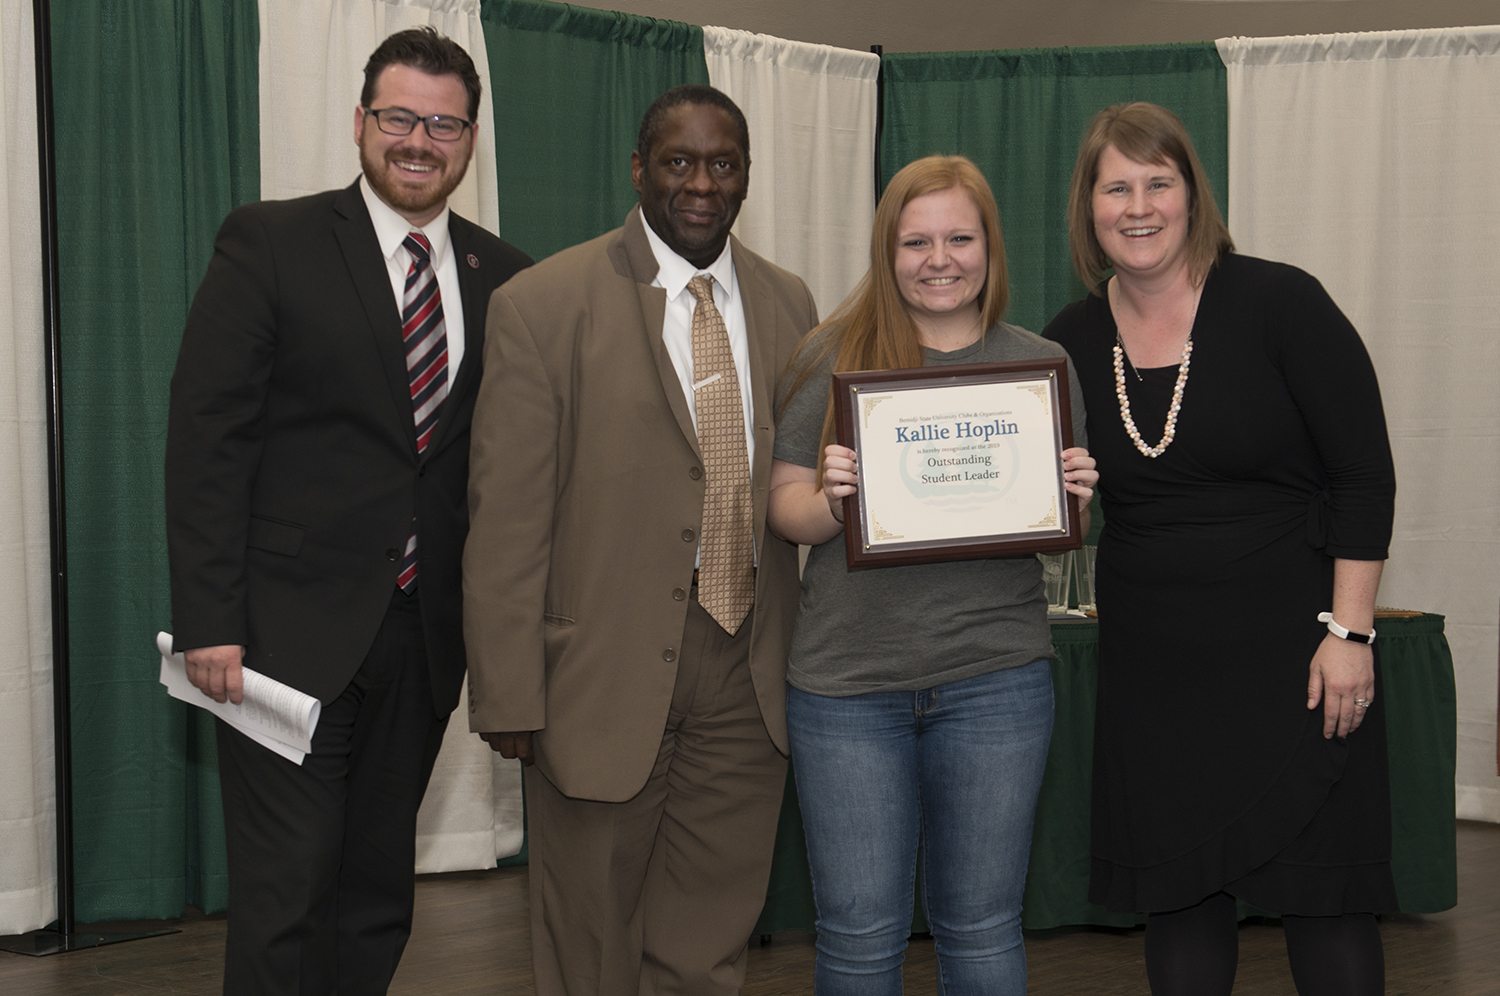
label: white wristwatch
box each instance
[1318,611,1376,645]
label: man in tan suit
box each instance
[463,86,818,996]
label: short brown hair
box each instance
[362,26,482,123]
[1066,102,1233,293]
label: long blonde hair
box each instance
[780,155,1010,464]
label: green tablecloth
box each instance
[753,613,1458,933]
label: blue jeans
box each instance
[787,660,1055,996]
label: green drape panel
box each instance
[1380,614,1458,912]
[880,43,1228,336]
[480,0,710,263]
[1022,622,1139,928]
[752,763,817,935]
[53,0,258,921]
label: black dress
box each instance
[1044,254,1399,916]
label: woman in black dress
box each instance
[1044,103,1397,996]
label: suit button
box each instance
[672,588,686,601]
[663,648,677,662]
[681,528,695,542]
[689,466,702,480]
[386,548,400,561]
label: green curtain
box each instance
[480,0,710,262]
[52,0,259,921]
[1381,614,1458,913]
[880,43,1228,337]
[1021,622,1139,928]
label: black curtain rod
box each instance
[871,44,883,201]
[34,0,74,943]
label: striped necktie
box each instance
[397,231,448,594]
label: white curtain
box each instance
[1218,26,1500,822]
[413,686,523,872]
[258,0,521,872]
[703,26,879,319]
[0,0,57,935]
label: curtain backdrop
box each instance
[0,0,55,937]
[258,0,519,874]
[880,43,1227,337]
[1219,25,1500,822]
[703,26,878,318]
[51,0,258,921]
[28,9,1496,928]
[480,0,710,262]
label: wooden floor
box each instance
[3,821,1496,995]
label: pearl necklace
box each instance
[1113,331,1192,458]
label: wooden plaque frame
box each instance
[832,358,1082,569]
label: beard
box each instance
[360,139,471,221]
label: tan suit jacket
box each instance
[464,208,818,802]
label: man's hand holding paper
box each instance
[158,632,320,764]
[184,643,245,705]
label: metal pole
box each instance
[34,0,74,941]
[871,45,884,201]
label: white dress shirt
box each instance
[640,216,758,566]
[360,176,466,377]
[640,217,755,465]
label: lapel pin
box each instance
[467,253,479,269]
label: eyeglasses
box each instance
[364,107,472,142]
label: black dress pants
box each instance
[216,592,449,996]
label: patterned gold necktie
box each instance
[687,275,755,634]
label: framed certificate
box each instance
[832,359,1082,568]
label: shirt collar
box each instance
[640,212,736,303]
[360,175,452,268]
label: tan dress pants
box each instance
[525,598,789,996]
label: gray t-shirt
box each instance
[773,322,1088,696]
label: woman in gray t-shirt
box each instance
[768,156,1096,995]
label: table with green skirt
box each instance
[752,613,1458,934]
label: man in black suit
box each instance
[165,27,529,996]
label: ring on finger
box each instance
[1355,698,1371,708]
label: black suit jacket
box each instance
[166,180,531,714]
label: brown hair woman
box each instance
[1045,102,1396,996]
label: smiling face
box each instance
[355,63,476,227]
[1090,143,1191,283]
[631,103,748,269]
[893,185,988,330]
